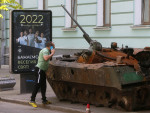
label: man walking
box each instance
[29,41,55,108]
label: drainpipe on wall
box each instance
[0,10,6,68]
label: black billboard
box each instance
[10,10,52,73]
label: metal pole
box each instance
[0,10,6,68]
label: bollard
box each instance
[86,104,91,113]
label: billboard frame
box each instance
[9,10,52,74]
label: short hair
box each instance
[24,30,27,33]
[45,41,52,47]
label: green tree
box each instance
[0,0,23,18]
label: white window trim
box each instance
[131,25,150,29]
[38,0,48,10]
[131,0,150,29]
[65,0,72,28]
[38,0,44,10]
[134,0,142,25]
[62,0,77,31]
[97,0,104,27]
[94,26,111,31]
[94,0,111,31]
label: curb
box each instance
[1,65,9,69]
[0,97,85,113]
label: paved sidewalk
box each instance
[0,67,150,113]
[0,67,85,113]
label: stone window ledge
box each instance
[62,28,77,32]
[93,26,111,31]
[131,25,150,30]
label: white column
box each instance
[38,0,44,10]
[97,0,104,27]
[134,0,142,25]
[65,0,71,28]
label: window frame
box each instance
[141,0,150,25]
[71,0,77,28]
[38,0,47,10]
[103,0,111,27]
[96,0,111,27]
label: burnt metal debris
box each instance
[46,5,150,111]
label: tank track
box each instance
[47,79,150,111]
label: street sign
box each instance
[10,10,52,73]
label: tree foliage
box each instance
[0,0,23,18]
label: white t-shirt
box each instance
[28,33,34,47]
[18,36,27,45]
[39,37,47,49]
[34,36,41,49]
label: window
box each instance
[38,0,47,10]
[71,0,77,28]
[142,0,150,25]
[104,0,111,27]
[134,0,150,25]
[97,0,111,27]
[65,0,77,28]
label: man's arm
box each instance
[43,49,55,61]
[51,42,55,49]
[35,36,42,43]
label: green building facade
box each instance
[1,0,150,64]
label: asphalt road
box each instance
[0,101,65,113]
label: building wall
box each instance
[3,0,150,49]
[48,0,150,49]
[1,0,150,65]
[0,0,38,65]
[4,0,38,47]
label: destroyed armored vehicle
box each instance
[46,5,150,111]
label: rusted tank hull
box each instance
[46,60,150,111]
[47,80,150,111]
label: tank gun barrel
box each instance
[61,5,102,51]
[61,5,92,44]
